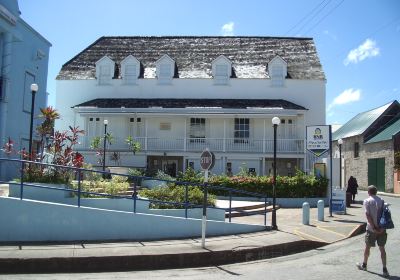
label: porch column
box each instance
[223,119,226,152]
[144,118,148,151]
[263,119,266,153]
[184,118,187,152]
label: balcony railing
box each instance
[76,136,304,154]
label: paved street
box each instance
[1,191,398,279]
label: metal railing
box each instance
[75,136,304,154]
[0,157,270,226]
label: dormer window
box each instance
[156,54,175,84]
[268,56,287,87]
[212,55,232,85]
[121,55,140,85]
[95,56,115,85]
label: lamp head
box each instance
[272,117,281,126]
[103,119,108,125]
[30,83,38,93]
[338,138,343,145]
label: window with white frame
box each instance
[124,64,137,84]
[156,55,175,84]
[99,65,111,84]
[270,65,284,87]
[87,117,101,137]
[268,56,287,88]
[234,118,250,143]
[159,64,171,79]
[128,117,143,136]
[96,56,115,85]
[121,55,140,85]
[212,55,232,85]
[190,118,206,142]
[215,64,229,85]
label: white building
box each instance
[0,0,51,179]
[55,36,326,176]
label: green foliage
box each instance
[176,167,203,183]
[207,171,328,198]
[21,166,72,184]
[139,184,216,209]
[155,170,176,181]
[71,178,130,197]
[125,136,141,154]
[82,163,102,181]
[128,168,145,177]
[90,136,101,150]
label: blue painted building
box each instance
[0,0,51,179]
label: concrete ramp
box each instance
[0,197,265,242]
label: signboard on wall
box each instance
[306,125,330,157]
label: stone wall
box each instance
[342,136,394,192]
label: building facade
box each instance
[0,0,51,179]
[55,36,326,176]
[333,101,400,193]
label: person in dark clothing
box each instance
[346,176,359,203]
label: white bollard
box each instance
[317,200,324,221]
[302,202,310,225]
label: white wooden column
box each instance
[223,119,226,152]
[263,119,266,153]
[184,118,187,151]
[144,118,148,151]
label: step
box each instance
[225,205,280,218]
[230,203,270,211]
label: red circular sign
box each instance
[200,149,214,170]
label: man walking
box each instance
[357,185,389,277]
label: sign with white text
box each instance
[306,125,330,157]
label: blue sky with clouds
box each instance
[18,0,400,125]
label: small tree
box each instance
[90,133,114,166]
[126,136,141,155]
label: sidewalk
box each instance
[0,202,367,274]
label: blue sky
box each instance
[18,0,400,125]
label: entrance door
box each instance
[368,158,385,192]
[162,160,178,177]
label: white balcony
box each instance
[76,136,304,154]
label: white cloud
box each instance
[344,39,380,65]
[327,88,361,111]
[221,22,234,36]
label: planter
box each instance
[8,181,73,203]
[141,179,168,189]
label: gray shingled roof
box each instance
[57,36,325,80]
[73,98,307,110]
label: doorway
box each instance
[368,158,385,192]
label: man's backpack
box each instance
[379,201,394,229]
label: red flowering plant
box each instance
[0,107,85,184]
[1,137,14,156]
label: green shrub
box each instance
[208,170,328,198]
[139,184,216,209]
[176,167,203,184]
[71,179,130,197]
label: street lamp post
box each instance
[271,116,280,230]
[103,119,108,178]
[338,138,343,189]
[28,84,39,158]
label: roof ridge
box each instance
[99,35,314,40]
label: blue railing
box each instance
[0,157,270,226]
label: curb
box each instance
[0,240,327,274]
